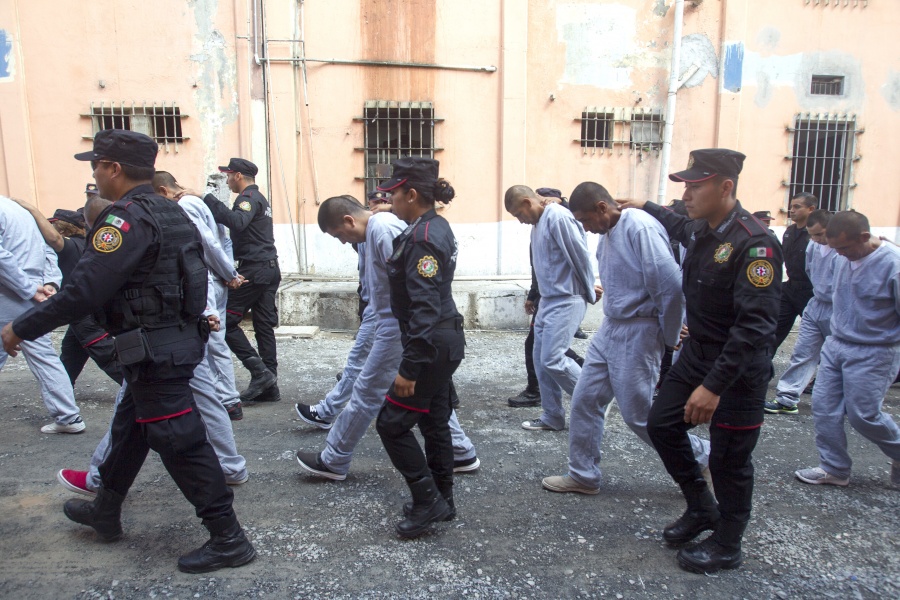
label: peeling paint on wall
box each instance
[0,29,14,82]
[882,71,900,111]
[556,3,638,90]
[652,0,669,18]
[722,42,744,93]
[679,33,718,88]
[756,26,781,51]
[188,0,239,176]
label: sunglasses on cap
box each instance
[85,183,99,195]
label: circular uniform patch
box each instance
[92,226,123,253]
[239,201,252,211]
[747,259,774,288]
[714,242,733,263]
[417,255,439,278]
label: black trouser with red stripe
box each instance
[225,261,280,375]
[98,338,235,528]
[648,340,770,525]
[60,315,123,386]
[377,324,465,483]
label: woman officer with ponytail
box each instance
[374,157,465,538]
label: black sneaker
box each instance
[295,403,334,430]
[764,401,798,415]
[252,385,281,403]
[803,378,816,395]
[453,457,481,473]
[508,388,541,407]
[296,451,346,481]
[336,372,343,382]
[226,402,243,421]
[574,328,588,340]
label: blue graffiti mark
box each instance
[723,42,744,92]
[0,29,12,80]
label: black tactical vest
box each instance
[99,195,208,333]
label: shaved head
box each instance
[84,195,112,229]
[569,182,615,213]
[826,210,869,240]
[504,185,538,211]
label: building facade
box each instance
[1,0,896,277]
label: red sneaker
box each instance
[56,469,96,497]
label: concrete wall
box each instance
[1,0,897,280]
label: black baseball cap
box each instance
[74,129,158,169]
[753,210,773,222]
[367,190,391,203]
[536,187,563,199]
[377,157,439,192]
[48,208,86,229]
[669,148,745,183]
[218,158,258,177]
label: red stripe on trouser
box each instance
[226,309,243,317]
[714,423,763,431]
[82,333,109,348]
[135,408,193,423]
[385,395,429,413]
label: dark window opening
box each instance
[810,75,844,96]
[579,112,614,149]
[788,115,859,212]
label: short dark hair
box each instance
[826,210,869,239]
[317,195,365,232]
[120,163,156,182]
[151,170,179,190]
[84,195,112,228]
[806,209,832,229]
[792,192,818,209]
[713,174,739,197]
[504,185,537,211]
[569,182,615,213]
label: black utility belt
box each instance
[237,259,277,269]
[399,316,463,336]
[687,337,770,361]
[114,322,205,365]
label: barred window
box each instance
[83,102,189,151]
[785,113,862,212]
[810,75,844,96]
[355,101,442,193]
[575,108,664,155]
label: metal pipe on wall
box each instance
[264,56,497,72]
[656,0,685,203]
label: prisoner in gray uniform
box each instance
[0,195,83,433]
[297,201,477,479]
[542,183,708,493]
[505,186,595,431]
[770,211,838,413]
[796,211,900,487]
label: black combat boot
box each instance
[663,477,720,545]
[395,477,452,538]
[402,476,455,522]
[177,517,257,574]
[677,519,746,573]
[253,383,281,403]
[63,487,125,542]
[239,357,277,402]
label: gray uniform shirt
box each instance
[0,196,61,301]
[805,240,838,303]
[531,202,595,304]
[830,243,900,345]
[365,213,406,320]
[596,208,685,347]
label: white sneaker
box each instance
[542,475,600,495]
[227,472,250,486]
[41,416,86,434]
[521,418,561,431]
[795,466,849,487]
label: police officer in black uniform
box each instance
[192,158,280,402]
[619,149,782,573]
[0,130,255,574]
[373,157,465,538]
[772,193,816,354]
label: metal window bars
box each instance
[810,75,844,96]
[804,0,867,7]
[354,101,442,192]
[784,113,863,213]
[575,107,664,156]
[82,102,189,153]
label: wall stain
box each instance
[882,71,900,111]
[679,33,718,88]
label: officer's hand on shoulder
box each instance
[617,198,647,210]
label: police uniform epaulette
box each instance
[735,212,770,239]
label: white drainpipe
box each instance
[657,0,686,204]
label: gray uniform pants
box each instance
[318,318,476,474]
[812,337,900,480]
[775,298,832,408]
[207,279,241,409]
[534,295,586,430]
[568,318,709,488]
[87,349,248,490]
[316,307,377,420]
[0,294,80,425]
